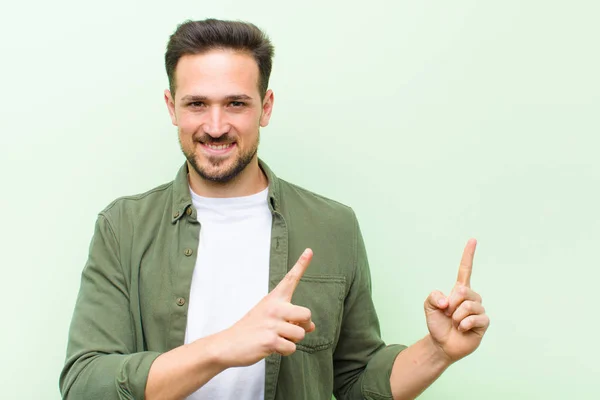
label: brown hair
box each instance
[165,19,275,99]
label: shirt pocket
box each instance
[290,275,346,353]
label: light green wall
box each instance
[1,1,598,398]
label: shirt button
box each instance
[173,211,180,218]
[186,207,192,216]
[176,297,186,306]
[184,248,193,256]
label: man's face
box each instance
[165,50,273,183]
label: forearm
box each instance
[389,335,452,400]
[145,334,227,400]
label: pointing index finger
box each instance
[273,248,313,301]
[456,238,477,287]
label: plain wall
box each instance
[1,0,598,398]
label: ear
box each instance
[164,89,178,126]
[259,89,274,127]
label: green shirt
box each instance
[60,160,406,400]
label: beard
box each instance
[180,131,259,183]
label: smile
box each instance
[206,143,233,150]
[201,142,236,154]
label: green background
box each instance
[1,0,598,398]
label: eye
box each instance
[230,101,246,107]
[189,101,205,107]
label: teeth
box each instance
[207,144,231,150]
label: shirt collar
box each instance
[171,158,281,223]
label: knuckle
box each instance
[266,333,279,349]
[281,341,296,356]
[427,291,440,305]
[266,306,277,318]
[447,293,455,304]
[297,328,306,341]
[452,313,461,324]
[448,298,457,309]
[266,319,277,331]
[266,302,281,318]
[289,342,297,355]
[303,308,312,322]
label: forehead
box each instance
[174,50,260,100]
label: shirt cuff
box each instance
[361,344,407,400]
[116,352,162,399]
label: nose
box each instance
[202,107,230,138]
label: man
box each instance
[60,19,489,400]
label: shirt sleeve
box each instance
[332,213,407,400]
[59,214,161,400]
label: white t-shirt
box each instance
[185,186,272,400]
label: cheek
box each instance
[232,113,261,134]
[177,114,202,136]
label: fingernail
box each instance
[438,299,445,307]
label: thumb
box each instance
[424,290,448,313]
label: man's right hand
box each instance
[213,248,315,368]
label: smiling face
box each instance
[165,49,274,185]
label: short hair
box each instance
[165,19,275,99]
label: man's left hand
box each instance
[424,238,490,363]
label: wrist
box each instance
[193,332,231,372]
[424,334,454,368]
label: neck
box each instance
[187,158,268,198]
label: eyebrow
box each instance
[180,94,254,102]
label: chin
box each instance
[194,160,241,183]
[202,155,236,170]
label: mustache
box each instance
[196,133,236,145]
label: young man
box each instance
[60,19,489,400]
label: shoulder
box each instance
[99,180,175,226]
[276,178,358,235]
[279,178,355,214]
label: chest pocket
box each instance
[290,275,346,353]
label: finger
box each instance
[446,285,483,317]
[280,303,312,324]
[456,238,477,287]
[424,290,448,312]
[292,319,315,333]
[279,303,314,332]
[458,314,490,333]
[451,301,485,327]
[274,336,297,356]
[278,322,306,343]
[272,249,313,301]
[280,303,312,322]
